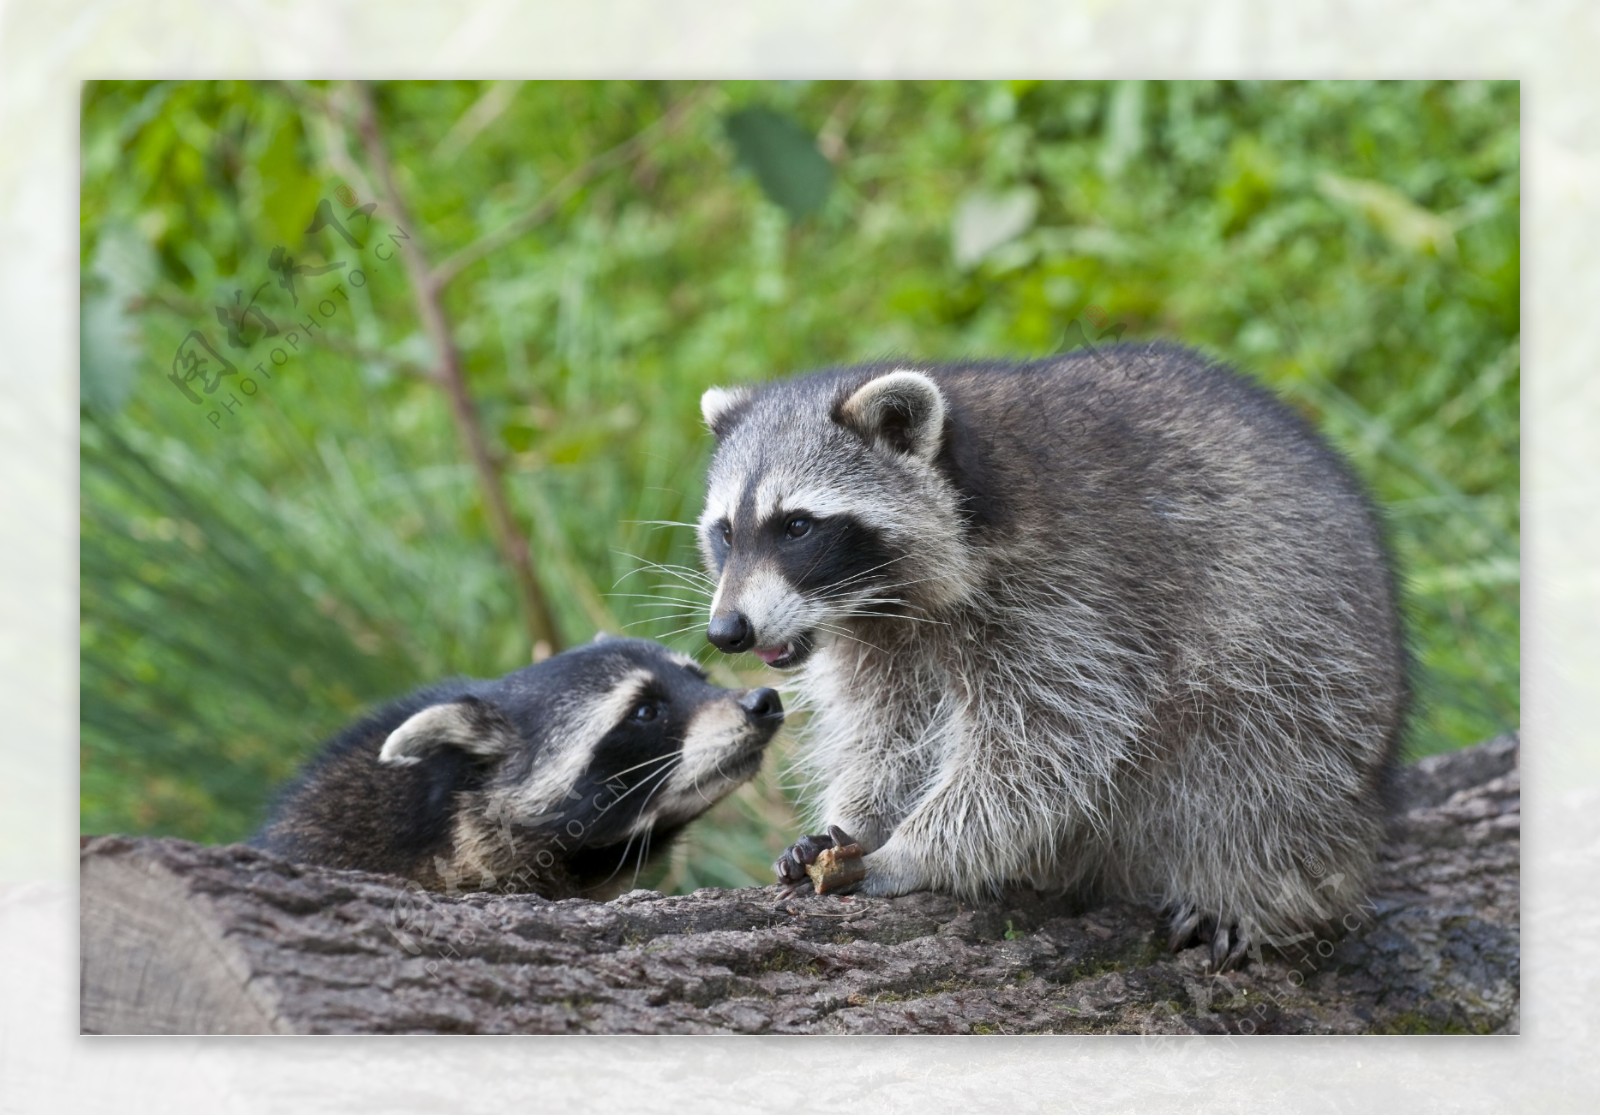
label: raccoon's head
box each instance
[376,636,782,867]
[697,367,980,670]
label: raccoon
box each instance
[696,344,1408,969]
[254,635,784,898]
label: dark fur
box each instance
[254,637,782,897]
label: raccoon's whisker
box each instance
[649,620,718,640]
[620,578,715,600]
[589,760,681,825]
[613,543,705,561]
[610,552,717,589]
[628,762,682,887]
[621,519,701,531]
[690,756,723,807]
[821,571,946,602]
[808,555,914,596]
[601,826,652,893]
[596,750,681,787]
[620,609,707,624]
[617,612,708,631]
[627,561,716,586]
[590,762,683,831]
[608,581,710,591]
[608,602,709,618]
[609,577,715,601]
[595,758,682,891]
[646,565,716,581]
[632,831,650,888]
[621,617,689,633]
[620,611,706,630]
[812,622,888,657]
[836,609,952,628]
[632,758,679,814]
[830,552,917,582]
[645,556,714,573]
[791,524,885,588]
[693,733,750,806]
[606,593,710,607]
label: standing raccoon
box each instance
[696,344,1408,969]
[254,636,784,898]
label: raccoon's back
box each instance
[253,687,483,878]
[934,346,1363,533]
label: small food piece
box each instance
[805,841,866,894]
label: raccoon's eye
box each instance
[784,516,813,539]
[630,700,662,723]
[718,521,732,546]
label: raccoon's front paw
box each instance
[775,825,864,897]
[1164,902,1253,972]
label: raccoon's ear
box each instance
[837,369,946,462]
[379,697,520,767]
[700,385,753,438]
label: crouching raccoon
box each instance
[254,636,783,897]
[696,344,1409,970]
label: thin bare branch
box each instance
[433,81,523,163]
[347,81,563,656]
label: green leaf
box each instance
[723,106,833,220]
[1099,80,1145,178]
[80,293,142,415]
[257,115,323,249]
[80,223,157,415]
[1317,172,1457,257]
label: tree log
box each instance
[80,735,1518,1034]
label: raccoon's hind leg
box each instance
[1164,901,1253,972]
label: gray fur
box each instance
[697,344,1408,963]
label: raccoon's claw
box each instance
[1163,903,1252,972]
[1210,922,1253,973]
[774,833,833,888]
[774,825,858,896]
[1165,903,1204,953]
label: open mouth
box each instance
[752,632,813,670]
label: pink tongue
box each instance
[754,646,788,665]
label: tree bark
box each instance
[80,735,1518,1035]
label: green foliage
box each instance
[79,80,1519,889]
[723,105,834,219]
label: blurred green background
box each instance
[80,80,1520,892]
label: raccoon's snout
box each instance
[708,610,754,653]
[739,686,783,722]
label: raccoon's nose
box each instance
[707,610,754,653]
[739,687,783,721]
